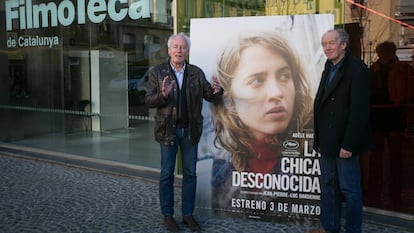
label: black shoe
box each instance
[183,215,201,232]
[164,216,178,232]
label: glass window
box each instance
[1,0,173,167]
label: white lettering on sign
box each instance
[5,0,151,31]
[7,33,59,48]
[231,171,321,193]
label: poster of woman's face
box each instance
[191,15,334,220]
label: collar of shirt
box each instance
[329,55,345,72]
[170,62,186,89]
[327,56,345,86]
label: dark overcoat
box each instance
[313,52,372,156]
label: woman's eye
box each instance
[247,76,265,86]
[279,72,292,81]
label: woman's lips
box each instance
[265,106,287,120]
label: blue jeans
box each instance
[159,128,198,217]
[320,154,362,233]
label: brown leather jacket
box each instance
[144,60,222,145]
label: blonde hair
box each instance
[211,31,313,171]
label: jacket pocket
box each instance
[154,115,166,137]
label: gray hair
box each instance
[336,28,350,46]
[323,29,350,48]
[167,32,191,49]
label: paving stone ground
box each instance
[0,153,413,233]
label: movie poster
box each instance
[191,15,334,221]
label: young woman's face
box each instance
[230,45,295,141]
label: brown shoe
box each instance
[164,216,178,232]
[306,229,327,233]
[183,215,201,232]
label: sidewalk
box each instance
[0,149,413,233]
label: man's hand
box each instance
[212,76,221,94]
[162,76,175,97]
[339,148,352,158]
